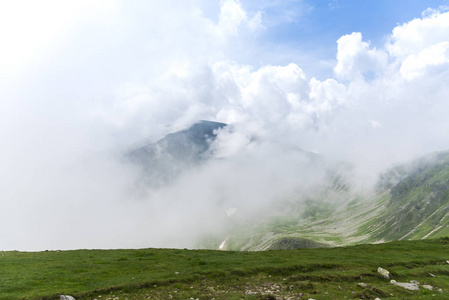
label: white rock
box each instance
[378,267,390,279]
[60,296,76,300]
[358,282,368,288]
[391,281,419,291]
[422,285,434,291]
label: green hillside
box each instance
[208,151,449,251]
[369,151,449,241]
[1,238,449,299]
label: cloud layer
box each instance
[1,1,449,250]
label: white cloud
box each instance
[218,0,251,35]
[400,41,449,80]
[0,0,119,73]
[387,9,449,58]
[334,32,387,81]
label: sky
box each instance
[1,0,449,250]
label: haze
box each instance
[1,0,449,251]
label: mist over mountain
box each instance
[122,121,449,250]
[128,121,227,187]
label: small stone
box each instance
[429,273,436,277]
[374,298,381,300]
[378,267,390,279]
[175,272,180,275]
[422,285,434,291]
[438,288,443,293]
[60,296,76,300]
[358,283,368,288]
[245,290,258,295]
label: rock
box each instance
[429,273,436,277]
[378,267,390,279]
[422,285,434,291]
[410,280,420,285]
[358,283,368,288]
[390,281,419,291]
[374,298,381,300]
[245,290,258,295]
[60,296,76,300]
[438,288,443,293]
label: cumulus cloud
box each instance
[400,41,449,80]
[334,32,387,81]
[1,1,449,250]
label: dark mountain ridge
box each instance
[127,120,226,187]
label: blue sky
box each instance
[236,0,449,77]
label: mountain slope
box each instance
[208,151,449,250]
[127,120,226,187]
[364,151,449,242]
[126,121,449,250]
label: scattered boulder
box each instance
[378,267,390,279]
[60,296,76,300]
[390,280,419,291]
[422,285,434,291]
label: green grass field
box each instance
[1,238,449,299]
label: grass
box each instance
[1,238,449,299]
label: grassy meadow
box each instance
[1,238,449,299]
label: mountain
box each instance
[127,120,226,187]
[366,150,449,241]
[212,151,449,250]
[127,121,449,250]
